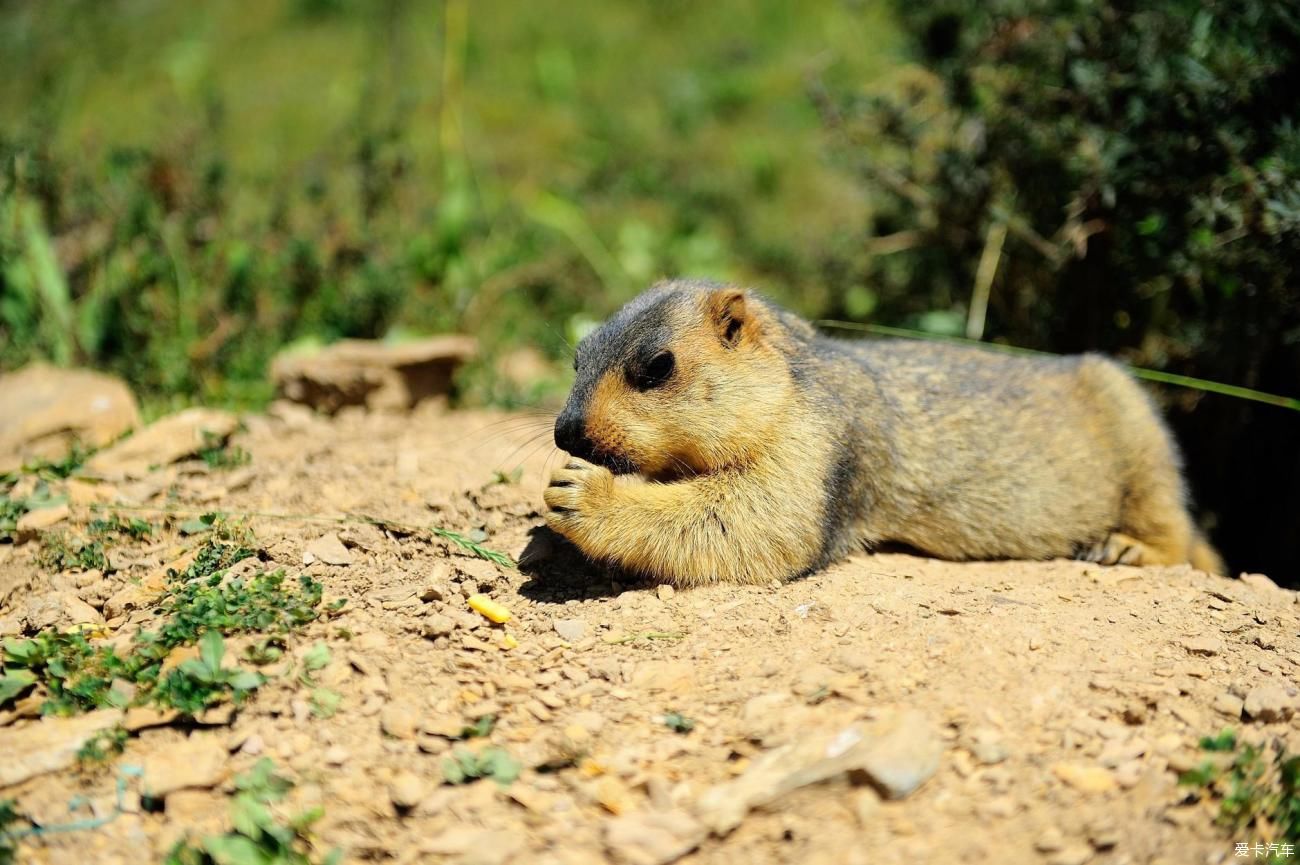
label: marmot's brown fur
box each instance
[544,280,1225,586]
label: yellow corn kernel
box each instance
[468,594,512,624]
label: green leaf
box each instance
[177,657,216,683]
[226,670,265,692]
[230,793,274,837]
[179,519,213,536]
[460,714,495,739]
[301,642,330,673]
[288,805,324,831]
[202,833,274,865]
[310,688,341,719]
[1199,728,1237,752]
[3,639,40,666]
[480,748,521,786]
[663,711,695,734]
[199,631,225,675]
[0,670,37,705]
[441,757,466,785]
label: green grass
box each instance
[198,431,251,470]
[441,746,521,787]
[1,524,342,718]
[0,0,905,414]
[0,799,20,865]
[1180,729,1299,853]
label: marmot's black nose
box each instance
[554,409,597,461]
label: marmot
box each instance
[543,279,1225,586]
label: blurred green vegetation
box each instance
[1,0,1298,579]
[0,0,903,410]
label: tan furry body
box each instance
[545,281,1224,586]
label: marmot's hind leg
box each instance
[1076,355,1215,571]
[1076,532,1154,566]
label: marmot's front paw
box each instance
[543,457,615,537]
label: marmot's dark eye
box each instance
[633,351,675,390]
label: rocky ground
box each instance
[2,375,1299,865]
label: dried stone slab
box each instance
[694,708,942,835]
[140,736,231,797]
[1,709,126,788]
[605,809,707,865]
[270,335,477,414]
[0,364,140,474]
[84,408,239,479]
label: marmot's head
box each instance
[554,280,794,480]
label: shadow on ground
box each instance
[517,526,656,603]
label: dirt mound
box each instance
[3,404,1297,864]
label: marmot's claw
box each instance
[1076,533,1147,566]
[544,458,614,534]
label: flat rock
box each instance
[388,770,428,810]
[605,809,707,865]
[24,592,104,631]
[420,827,523,865]
[0,364,140,474]
[304,532,353,566]
[84,408,238,480]
[103,572,169,620]
[1052,763,1117,794]
[1243,685,1297,722]
[1181,636,1223,657]
[140,736,230,797]
[553,618,589,642]
[270,335,477,414]
[694,709,941,835]
[1239,573,1282,593]
[380,704,420,739]
[1,709,126,787]
[1212,692,1244,718]
[15,503,71,542]
[630,661,696,693]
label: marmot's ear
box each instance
[708,288,750,348]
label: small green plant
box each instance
[0,799,24,865]
[441,746,521,787]
[663,712,695,734]
[459,715,495,740]
[19,443,91,481]
[152,631,266,715]
[198,430,251,470]
[431,527,513,569]
[0,668,36,706]
[2,532,337,718]
[88,515,153,540]
[1179,728,1300,852]
[159,568,338,647]
[76,725,129,767]
[297,642,331,684]
[165,759,340,865]
[38,531,108,572]
[1,629,262,717]
[0,495,26,543]
[37,512,152,573]
[487,467,522,487]
[308,688,341,719]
